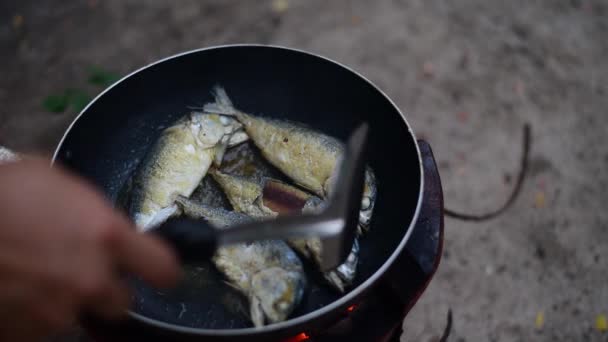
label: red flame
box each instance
[285,332,310,342]
[347,304,357,313]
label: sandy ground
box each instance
[1,1,607,341]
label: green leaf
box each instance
[42,94,69,113]
[87,66,120,87]
[68,89,92,112]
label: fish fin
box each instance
[357,224,365,236]
[288,239,312,258]
[249,295,266,327]
[227,130,249,147]
[208,167,219,177]
[174,195,190,211]
[332,240,359,287]
[203,85,238,116]
[323,271,345,293]
[213,139,229,167]
[253,195,267,210]
[302,196,325,214]
[222,280,242,292]
[252,196,264,208]
[253,196,278,217]
[142,204,179,231]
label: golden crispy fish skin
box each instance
[203,85,377,232]
[209,169,359,292]
[175,196,306,327]
[129,112,246,231]
[208,168,275,218]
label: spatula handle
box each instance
[150,217,218,263]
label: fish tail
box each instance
[324,271,346,293]
[213,139,229,167]
[208,167,223,183]
[203,85,238,116]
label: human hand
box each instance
[0,158,180,341]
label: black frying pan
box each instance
[53,45,424,341]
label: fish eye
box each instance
[361,196,371,210]
[220,116,231,126]
[274,301,289,311]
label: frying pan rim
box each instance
[51,44,424,336]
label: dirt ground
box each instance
[1,1,607,341]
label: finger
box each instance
[0,285,75,341]
[86,278,131,320]
[107,225,181,288]
[25,294,77,338]
[42,176,181,289]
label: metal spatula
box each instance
[152,123,369,271]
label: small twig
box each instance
[439,309,453,342]
[445,123,531,221]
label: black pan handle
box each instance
[150,217,218,263]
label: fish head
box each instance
[189,112,247,149]
[358,168,377,231]
[302,196,326,215]
[187,113,225,148]
[249,267,304,325]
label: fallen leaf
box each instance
[514,79,525,97]
[534,191,546,208]
[535,311,544,330]
[596,314,607,332]
[456,151,466,162]
[582,2,593,12]
[271,0,289,14]
[457,111,469,123]
[537,178,546,191]
[459,50,470,69]
[12,14,23,29]
[422,61,434,78]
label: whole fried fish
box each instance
[209,169,359,292]
[175,196,306,327]
[129,112,247,230]
[203,86,377,232]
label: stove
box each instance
[86,140,444,342]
